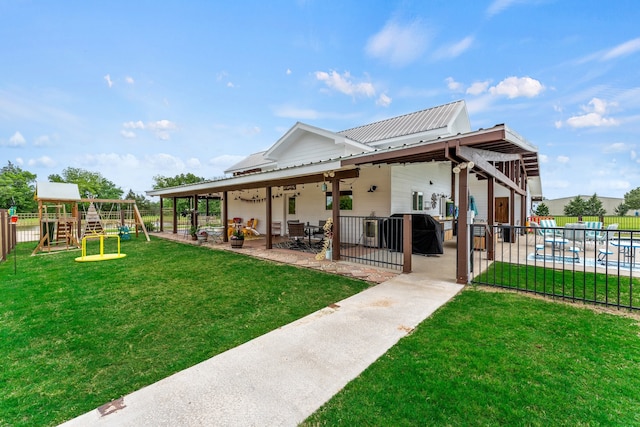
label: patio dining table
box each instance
[610,239,640,268]
[544,237,569,256]
[304,224,323,245]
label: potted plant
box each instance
[196,229,208,244]
[189,225,198,240]
[230,228,245,248]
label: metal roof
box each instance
[338,100,465,144]
[224,151,274,174]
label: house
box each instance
[147,100,542,284]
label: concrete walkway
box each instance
[60,237,464,426]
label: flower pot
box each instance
[230,239,244,249]
[325,248,332,260]
[197,234,208,244]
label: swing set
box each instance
[32,182,150,259]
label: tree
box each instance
[623,187,640,210]
[152,173,205,213]
[563,196,587,216]
[0,161,38,212]
[124,189,152,210]
[534,203,549,216]
[152,173,204,190]
[49,167,123,200]
[614,203,629,216]
[584,193,606,216]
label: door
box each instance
[495,197,509,224]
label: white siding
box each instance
[390,162,452,216]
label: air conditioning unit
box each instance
[363,219,381,248]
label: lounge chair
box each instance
[584,221,603,244]
[596,223,618,245]
[538,219,563,237]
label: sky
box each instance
[1,0,639,201]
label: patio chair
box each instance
[538,219,563,238]
[288,222,306,246]
[596,223,618,245]
[242,218,260,236]
[584,221,603,244]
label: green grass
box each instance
[0,237,371,426]
[475,261,640,310]
[303,288,640,426]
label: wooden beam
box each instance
[458,146,525,196]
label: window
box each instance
[412,191,423,211]
[325,191,353,210]
[288,197,296,214]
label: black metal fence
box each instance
[471,223,640,311]
[339,216,404,271]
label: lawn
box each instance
[475,261,640,310]
[0,237,371,426]
[303,288,640,426]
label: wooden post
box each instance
[331,178,340,261]
[222,191,228,242]
[266,186,272,249]
[456,169,469,284]
[159,198,164,232]
[402,214,412,273]
[172,197,177,234]
[487,176,495,261]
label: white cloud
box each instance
[376,93,392,107]
[15,157,24,165]
[27,156,56,167]
[8,131,26,146]
[314,70,375,98]
[123,120,145,129]
[227,82,235,88]
[486,0,519,17]
[34,135,51,146]
[125,76,135,84]
[273,105,320,120]
[209,154,245,167]
[147,120,178,140]
[146,153,186,170]
[78,153,140,169]
[121,119,177,140]
[445,77,463,92]
[434,36,474,60]
[565,98,619,128]
[557,155,570,164]
[538,154,548,163]
[489,76,544,98]
[186,157,201,168]
[603,142,630,153]
[601,37,640,61]
[286,69,292,75]
[365,19,429,67]
[104,74,113,88]
[466,81,490,96]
